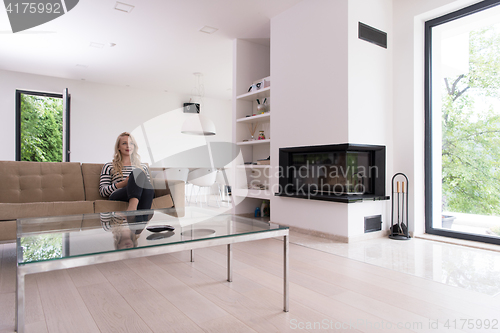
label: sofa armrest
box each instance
[166,180,185,217]
[152,178,185,217]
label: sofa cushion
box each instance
[81,163,104,201]
[0,161,85,203]
[94,200,128,213]
[0,201,94,221]
[94,194,174,213]
[83,164,171,201]
[18,217,85,235]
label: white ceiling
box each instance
[0,0,302,100]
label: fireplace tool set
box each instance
[389,173,410,240]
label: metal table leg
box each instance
[284,234,289,312]
[16,269,25,333]
[227,244,232,282]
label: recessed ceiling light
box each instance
[89,42,104,49]
[115,2,134,13]
[199,26,218,34]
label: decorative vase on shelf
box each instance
[254,207,261,217]
[257,104,266,113]
[256,98,268,114]
[248,123,257,141]
[258,130,265,140]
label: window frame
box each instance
[15,89,68,162]
[424,0,500,245]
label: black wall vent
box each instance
[365,215,382,233]
[358,22,387,49]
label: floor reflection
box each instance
[290,232,500,296]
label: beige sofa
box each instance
[0,161,185,242]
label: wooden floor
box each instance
[1,235,499,333]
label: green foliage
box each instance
[20,94,63,162]
[20,234,62,263]
[441,27,500,215]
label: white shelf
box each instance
[236,113,270,124]
[237,139,271,146]
[233,40,271,215]
[237,165,271,169]
[236,86,271,101]
[233,188,272,200]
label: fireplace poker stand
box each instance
[389,173,410,240]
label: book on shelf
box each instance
[257,156,270,165]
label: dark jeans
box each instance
[110,168,154,223]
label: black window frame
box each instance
[425,0,500,245]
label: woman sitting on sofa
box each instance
[99,132,154,214]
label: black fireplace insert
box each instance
[275,143,389,203]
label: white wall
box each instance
[348,0,393,146]
[347,0,393,237]
[0,69,232,164]
[270,0,395,240]
[271,0,350,237]
[271,0,349,149]
[392,0,481,235]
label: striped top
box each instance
[99,162,150,198]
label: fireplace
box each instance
[276,143,389,203]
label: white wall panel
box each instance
[0,69,231,164]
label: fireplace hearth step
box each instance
[274,192,389,203]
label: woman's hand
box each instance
[116,176,129,189]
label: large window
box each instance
[16,89,71,162]
[425,0,500,245]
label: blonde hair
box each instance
[112,225,138,249]
[112,132,141,179]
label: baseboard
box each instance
[415,233,500,252]
[273,222,394,243]
[272,222,349,242]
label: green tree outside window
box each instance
[20,94,63,162]
[442,27,500,217]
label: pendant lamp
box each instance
[181,73,216,136]
[181,113,216,136]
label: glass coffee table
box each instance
[16,207,289,333]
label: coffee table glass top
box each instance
[17,207,287,265]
